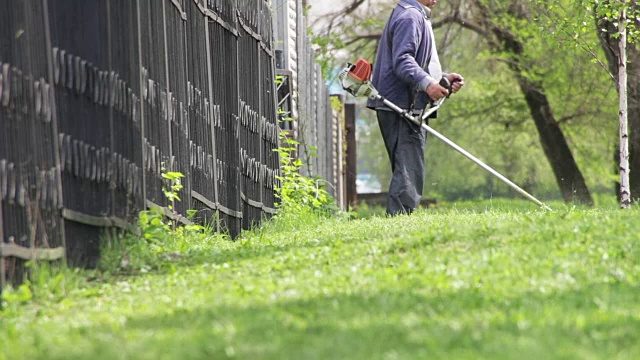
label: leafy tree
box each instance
[593,0,640,207]
[530,0,640,207]
[310,0,622,204]
[441,0,597,205]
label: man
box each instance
[367,0,464,216]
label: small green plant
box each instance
[274,117,336,215]
[162,170,184,211]
[161,166,185,229]
[99,169,212,274]
[135,167,185,251]
[1,280,33,311]
[1,261,87,312]
[139,206,172,250]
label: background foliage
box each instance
[312,0,625,203]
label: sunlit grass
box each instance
[2,201,640,359]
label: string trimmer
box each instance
[339,58,552,211]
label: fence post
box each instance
[0,204,4,291]
[330,94,346,210]
[136,0,147,209]
[42,0,67,263]
[107,0,116,223]
[161,1,174,171]
[204,11,220,232]
[257,27,264,222]
[344,103,357,210]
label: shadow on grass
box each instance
[21,283,640,360]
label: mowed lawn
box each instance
[2,201,640,359]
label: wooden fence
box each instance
[0,0,289,289]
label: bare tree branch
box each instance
[434,15,488,37]
[343,33,382,47]
[557,109,604,124]
[310,0,367,31]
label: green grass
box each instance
[2,201,640,359]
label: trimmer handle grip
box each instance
[439,76,460,97]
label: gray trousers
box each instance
[377,110,427,216]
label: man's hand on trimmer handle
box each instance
[426,73,465,101]
[446,73,464,94]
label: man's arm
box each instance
[390,14,432,90]
[390,13,450,101]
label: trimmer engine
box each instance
[339,58,378,99]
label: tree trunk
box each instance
[617,6,630,208]
[488,25,595,205]
[596,3,640,203]
[517,77,595,205]
[460,1,595,205]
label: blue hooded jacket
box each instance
[366,0,435,112]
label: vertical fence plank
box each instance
[202,3,221,228]
[261,0,279,216]
[208,2,242,237]
[42,0,67,265]
[164,0,191,216]
[0,203,4,290]
[136,0,147,213]
[345,103,357,210]
[331,94,346,208]
[109,0,144,224]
